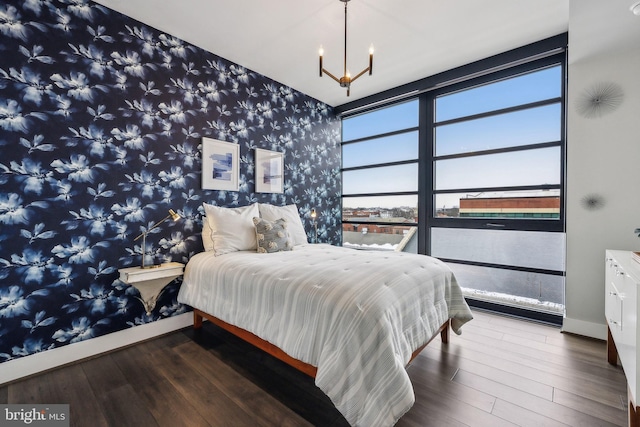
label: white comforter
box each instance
[177,244,472,427]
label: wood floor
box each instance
[0,309,628,427]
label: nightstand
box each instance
[119,262,185,314]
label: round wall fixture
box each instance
[580,194,606,211]
[575,82,624,119]
[631,1,640,15]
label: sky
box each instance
[341,65,562,211]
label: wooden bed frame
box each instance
[192,308,451,378]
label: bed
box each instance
[177,203,473,427]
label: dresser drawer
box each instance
[605,278,622,332]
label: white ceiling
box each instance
[91,1,635,107]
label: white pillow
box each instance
[258,203,308,246]
[201,217,214,251]
[203,203,259,256]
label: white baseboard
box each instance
[0,312,193,386]
[561,316,607,340]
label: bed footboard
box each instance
[192,309,450,377]
[193,309,318,377]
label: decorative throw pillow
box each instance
[203,202,259,256]
[253,217,293,253]
[258,203,308,246]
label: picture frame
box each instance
[201,137,239,191]
[255,148,284,193]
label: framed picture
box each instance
[255,148,284,193]
[201,137,239,191]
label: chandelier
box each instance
[319,0,373,96]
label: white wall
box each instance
[564,0,640,338]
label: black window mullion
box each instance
[434,184,561,195]
[433,140,561,162]
[343,220,418,227]
[342,191,417,198]
[341,159,418,173]
[436,257,565,277]
[420,94,434,255]
[430,217,564,232]
[341,127,419,146]
[434,97,562,127]
[559,52,568,228]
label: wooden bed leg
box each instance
[193,310,203,329]
[440,319,450,344]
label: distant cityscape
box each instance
[342,195,560,251]
[342,207,417,251]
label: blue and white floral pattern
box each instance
[0,0,340,363]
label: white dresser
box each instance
[605,250,640,426]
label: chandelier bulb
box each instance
[319,45,324,56]
[369,44,374,55]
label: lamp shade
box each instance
[168,209,181,222]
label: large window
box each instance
[342,100,419,252]
[430,63,565,319]
[340,37,566,323]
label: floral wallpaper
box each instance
[0,0,341,363]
